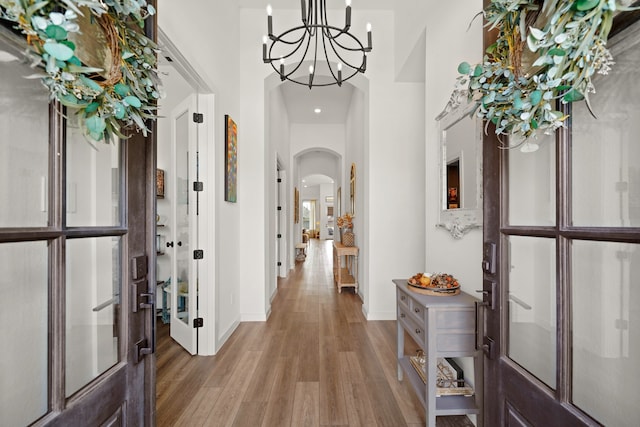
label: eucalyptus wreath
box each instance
[455,0,637,141]
[0,0,160,142]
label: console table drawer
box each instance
[398,288,411,311]
[409,301,426,322]
[399,306,426,349]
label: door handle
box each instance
[475,279,496,310]
[132,281,154,312]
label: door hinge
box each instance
[277,178,282,183]
[193,249,204,260]
[277,234,282,239]
[193,113,204,123]
[193,317,204,328]
[277,206,282,211]
[277,262,282,266]
[193,181,204,192]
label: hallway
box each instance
[156,239,474,427]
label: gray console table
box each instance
[393,279,483,427]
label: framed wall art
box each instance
[225,115,238,202]
[156,169,165,199]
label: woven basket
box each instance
[342,231,355,247]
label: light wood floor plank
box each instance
[260,355,298,427]
[291,382,320,427]
[319,335,348,425]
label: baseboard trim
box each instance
[215,319,240,353]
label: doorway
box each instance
[155,30,215,356]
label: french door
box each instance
[167,95,199,354]
[482,15,640,427]
[0,24,154,426]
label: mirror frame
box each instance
[436,95,483,239]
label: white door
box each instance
[169,95,199,354]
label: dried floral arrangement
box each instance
[0,0,161,142]
[454,0,637,141]
[336,213,353,229]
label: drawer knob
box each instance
[415,328,421,334]
[414,308,420,313]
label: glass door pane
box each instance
[0,39,50,228]
[571,29,640,228]
[173,109,190,325]
[507,236,557,389]
[0,241,49,426]
[66,127,121,227]
[66,237,120,396]
[508,134,556,226]
[572,240,639,425]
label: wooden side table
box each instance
[333,242,359,293]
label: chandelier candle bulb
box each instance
[301,0,307,22]
[262,35,268,62]
[367,23,372,51]
[338,62,343,85]
[345,4,351,28]
[267,5,273,35]
[280,58,285,80]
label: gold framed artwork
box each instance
[225,115,238,203]
[156,169,165,199]
[294,187,299,224]
[350,163,356,215]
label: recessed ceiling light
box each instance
[314,108,322,114]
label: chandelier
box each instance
[262,0,372,88]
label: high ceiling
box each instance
[279,82,354,124]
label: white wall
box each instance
[423,0,483,403]
[158,0,242,348]
[424,1,483,294]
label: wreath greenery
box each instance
[0,0,160,143]
[455,0,637,142]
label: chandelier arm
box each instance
[309,20,321,88]
[320,1,347,39]
[325,37,365,73]
[282,29,314,80]
[323,26,367,52]
[267,31,308,66]
[271,26,309,46]
[320,29,340,83]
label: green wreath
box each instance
[0,0,160,142]
[455,0,637,141]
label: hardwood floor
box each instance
[156,239,475,427]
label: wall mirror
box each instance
[436,97,482,238]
